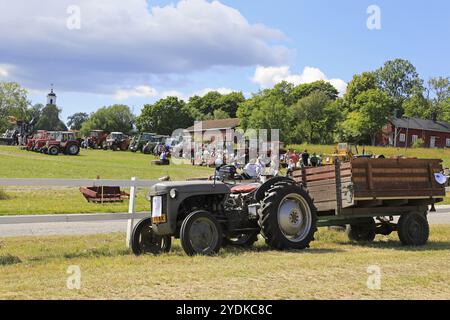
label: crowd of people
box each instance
[283,149,322,172]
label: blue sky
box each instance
[0,0,449,122]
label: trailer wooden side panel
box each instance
[293,158,445,214]
[293,163,354,212]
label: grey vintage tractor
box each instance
[131,175,317,256]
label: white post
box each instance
[126,177,137,248]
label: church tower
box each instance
[47,84,57,105]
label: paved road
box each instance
[0,207,450,238]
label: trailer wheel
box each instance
[346,218,376,242]
[260,183,317,250]
[48,146,59,156]
[131,218,171,255]
[223,232,259,247]
[398,212,429,246]
[180,211,223,256]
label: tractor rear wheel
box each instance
[66,144,80,156]
[180,211,223,256]
[398,212,429,246]
[260,182,317,250]
[131,218,172,255]
[48,145,59,156]
[346,218,376,242]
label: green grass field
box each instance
[0,146,211,215]
[1,144,449,215]
[1,227,449,299]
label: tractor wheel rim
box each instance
[69,145,78,154]
[189,217,218,253]
[139,226,161,253]
[277,193,312,242]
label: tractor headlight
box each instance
[169,188,178,199]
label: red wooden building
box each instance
[377,117,450,149]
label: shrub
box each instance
[0,189,10,200]
[412,138,425,148]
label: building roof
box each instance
[186,118,240,132]
[391,117,450,134]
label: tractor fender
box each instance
[254,176,296,202]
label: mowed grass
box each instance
[0,146,211,215]
[0,226,449,300]
[0,146,210,180]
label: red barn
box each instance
[377,117,450,149]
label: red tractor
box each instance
[82,130,108,149]
[32,131,60,152]
[26,130,47,151]
[44,131,80,156]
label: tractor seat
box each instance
[230,183,259,194]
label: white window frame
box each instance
[446,138,450,147]
[412,135,418,143]
[399,133,406,143]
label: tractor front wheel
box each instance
[131,218,172,255]
[180,211,223,256]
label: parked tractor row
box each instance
[81,130,171,154]
[26,131,80,156]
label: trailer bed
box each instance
[293,158,445,216]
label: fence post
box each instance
[126,177,137,248]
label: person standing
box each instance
[301,150,310,167]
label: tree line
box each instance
[1,58,449,145]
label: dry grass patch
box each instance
[1,226,449,300]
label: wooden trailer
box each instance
[292,158,446,245]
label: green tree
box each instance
[290,80,339,103]
[0,82,30,132]
[343,72,378,108]
[341,89,394,145]
[376,59,424,109]
[136,97,193,135]
[291,92,340,144]
[186,91,245,119]
[35,104,68,131]
[212,109,230,120]
[403,91,432,119]
[428,77,450,121]
[67,112,89,130]
[246,96,293,143]
[81,104,134,135]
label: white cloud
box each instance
[0,64,11,78]
[194,87,235,97]
[252,66,347,95]
[160,90,186,100]
[0,0,292,93]
[114,85,158,100]
[114,86,237,101]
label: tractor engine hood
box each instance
[149,181,230,196]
